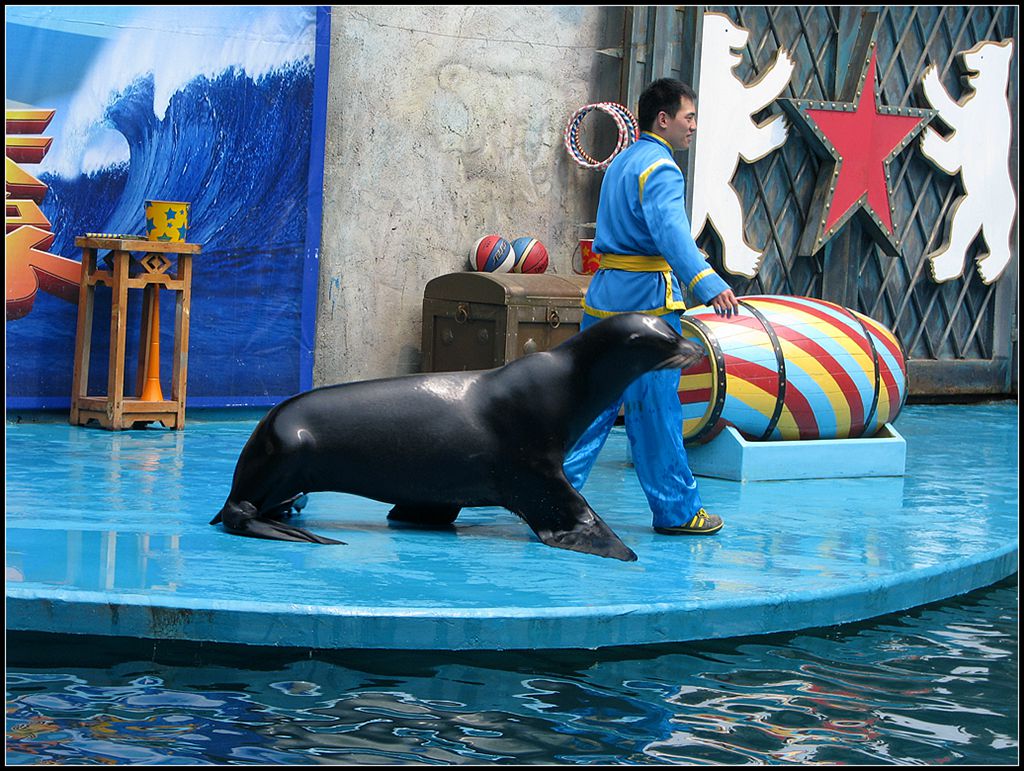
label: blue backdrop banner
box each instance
[5,5,329,408]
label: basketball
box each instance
[511,237,549,274]
[469,235,515,272]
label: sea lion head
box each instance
[561,313,706,423]
[591,312,705,374]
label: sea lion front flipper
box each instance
[508,476,637,562]
[216,501,345,545]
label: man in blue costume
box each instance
[564,78,740,536]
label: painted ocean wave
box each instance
[38,5,316,178]
[9,57,316,403]
[42,62,314,257]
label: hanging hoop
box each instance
[563,102,640,171]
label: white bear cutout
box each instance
[691,12,794,278]
[919,39,1016,284]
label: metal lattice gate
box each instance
[617,5,1018,397]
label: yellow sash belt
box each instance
[599,253,671,272]
[582,253,687,317]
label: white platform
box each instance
[684,423,907,481]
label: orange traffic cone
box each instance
[139,289,165,402]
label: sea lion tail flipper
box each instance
[237,517,346,545]
[213,500,346,545]
[512,480,637,562]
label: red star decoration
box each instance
[808,53,924,235]
[781,43,934,255]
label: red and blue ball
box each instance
[469,235,515,273]
[511,237,549,274]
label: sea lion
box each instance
[210,312,704,561]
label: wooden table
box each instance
[69,236,200,430]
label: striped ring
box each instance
[563,102,639,171]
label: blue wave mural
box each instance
[5,6,328,407]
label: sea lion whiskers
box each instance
[657,346,705,372]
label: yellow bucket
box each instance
[145,200,190,242]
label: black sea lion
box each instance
[210,313,704,561]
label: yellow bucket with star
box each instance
[145,200,190,242]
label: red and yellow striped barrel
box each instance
[678,295,908,443]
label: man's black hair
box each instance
[637,78,697,132]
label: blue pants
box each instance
[562,312,703,529]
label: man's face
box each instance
[657,96,697,150]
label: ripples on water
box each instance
[6,577,1017,765]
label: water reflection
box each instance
[6,578,1018,765]
[6,529,183,592]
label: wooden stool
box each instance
[69,236,200,430]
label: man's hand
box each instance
[710,288,741,318]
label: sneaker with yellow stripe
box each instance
[654,508,723,536]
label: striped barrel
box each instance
[678,295,908,443]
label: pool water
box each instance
[6,576,1017,765]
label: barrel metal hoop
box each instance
[892,331,910,414]
[847,309,882,438]
[740,299,787,441]
[681,315,727,444]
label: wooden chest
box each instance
[421,272,591,372]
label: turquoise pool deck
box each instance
[5,402,1018,651]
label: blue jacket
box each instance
[584,131,729,316]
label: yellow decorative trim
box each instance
[687,268,715,291]
[641,131,673,151]
[638,158,674,203]
[663,275,688,311]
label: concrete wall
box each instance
[315,5,623,384]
